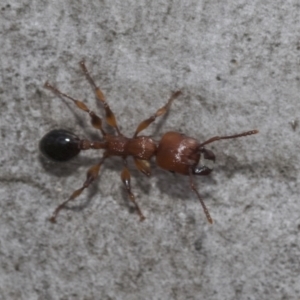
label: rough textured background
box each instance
[1,1,299,299]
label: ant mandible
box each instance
[40,61,258,224]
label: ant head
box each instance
[192,147,215,176]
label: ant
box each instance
[40,61,258,224]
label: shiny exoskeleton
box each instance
[40,129,81,161]
[41,61,258,224]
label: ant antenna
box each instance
[199,130,258,147]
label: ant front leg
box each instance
[133,91,182,137]
[49,155,107,223]
[189,169,213,224]
[80,61,121,135]
[121,159,145,221]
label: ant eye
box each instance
[39,129,81,162]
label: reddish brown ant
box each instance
[40,61,258,224]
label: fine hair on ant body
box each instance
[40,61,258,224]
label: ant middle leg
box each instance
[80,61,121,135]
[44,82,106,137]
[133,91,182,137]
[121,159,145,221]
[49,155,107,223]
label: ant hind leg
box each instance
[49,156,106,223]
[44,82,106,137]
[80,61,121,135]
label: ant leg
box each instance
[133,91,182,137]
[80,61,121,135]
[189,169,213,224]
[133,158,151,176]
[199,130,259,147]
[44,82,106,137]
[49,155,107,223]
[121,159,145,221]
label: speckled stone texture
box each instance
[0,1,299,299]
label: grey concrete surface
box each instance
[1,1,299,299]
